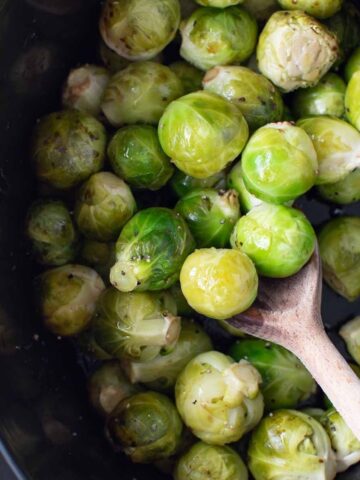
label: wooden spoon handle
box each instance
[294,325,360,440]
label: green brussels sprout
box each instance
[344,47,360,82]
[292,73,346,118]
[318,216,360,302]
[195,0,243,5]
[174,441,248,480]
[62,65,110,117]
[175,188,240,248]
[257,11,339,92]
[345,71,360,131]
[242,0,278,21]
[107,391,183,463]
[158,91,249,179]
[99,41,132,73]
[93,287,180,361]
[88,361,141,416]
[101,62,183,127]
[124,319,213,390]
[110,208,195,292]
[99,0,180,61]
[339,316,360,366]
[320,408,360,472]
[175,351,264,445]
[107,125,174,191]
[180,7,257,71]
[277,0,342,19]
[297,117,360,185]
[302,408,326,421]
[229,339,316,410]
[180,248,258,320]
[37,265,105,337]
[169,283,194,316]
[241,123,318,204]
[169,61,203,95]
[248,410,336,480]
[77,326,113,360]
[203,66,283,131]
[32,110,106,190]
[231,204,316,278]
[74,172,136,242]
[26,200,78,266]
[80,240,116,282]
[317,168,360,205]
[171,169,227,198]
[228,162,265,214]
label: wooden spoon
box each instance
[225,244,360,440]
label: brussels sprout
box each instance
[171,169,227,198]
[80,240,115,282]
[62,65,110,117]
[241,123,318,204]
[37,265,105,337]
[248,410,336,480]
[317,168,360,205]
[175,189,240,248]
[107,391,183,463]
[174,441,248,480]
[242,0,278,21]
[228,162,264,214]
[110,208,195,292]
[158,91,249,179]
[203,66,283,131]
[344,47,360,82]
[320,408,360,472]
[124,319,213,390]
[88,361,141,416]
[257,11,339,92]
[302,408,326,421]
[231,204,316,278]
[101,62,183,127]
[297,117,360,185]
[99,41,132,73]
[175,351,264,445]
[169,283,194,316]
[107,126,174,191]
[99,0,180,61]
[74,172,136,242]
[180,7,257,71]
[195,0,243,5]
[93,287,180,361]
[345,71,360,131]
[180,248,258,320]
[277,0,342,19]
[26,200,78,266]
[318,217,360,302]
[229,339,316,410]
[32,110,106,190]
[292,73,346,118]
[169,61,203,95]
[339,317,360,365]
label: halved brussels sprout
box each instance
[242,0,278,21]
[169,283,194,316]
[169,61,203,95]
[110,208,195,292]
[320,408,360,472]
[345,71,360,131]
[174,441,248,480]
[203,66,283,131]
[257,11,339,92]
[93,287,180,361]
[124,319,213,391]
[99,0,180,61]
[175,351,263,445]
[62,64,110,117]
[171,169,227,198]
[297,117,360,185]
[37,265,105,337]
[74,172,136,242]
[248,410,336,480]
[107,125,174,191]
[180,248,258,320]
[317,168,360,205]
[180,7,257,71]
[318,216,360,302]
[231,204,316,278]
[107,391,183,463]
[229,339,316,410]
[344,47,360,82]
[228,162,264,214]
[158,91,249,179]
[241,122,318,204]
[101,62,183,127]
[277,0,342,19]
[80,240,115,282]
[339,316,360,366]
[88,361,141,416]
[32,110,106,190]
[26,200,78,266]
[175,188,240,248]
[292,73,346,118]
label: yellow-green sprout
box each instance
[339,316,360,366]
[345,71,360,131]
[317,168,360,205]
[344,47,360,82]
[277,0,343,19]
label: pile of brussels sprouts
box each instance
[26,0,360,478]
